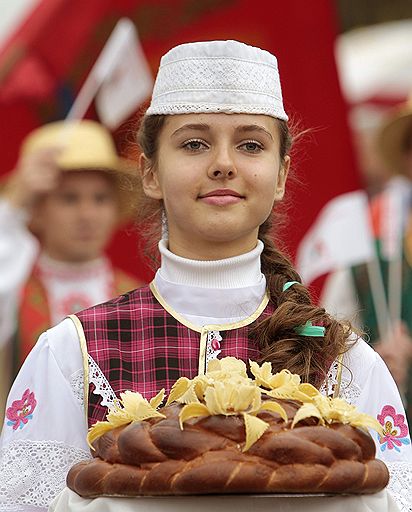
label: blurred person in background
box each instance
[0,119,143,424]
[347,105,393,198]
[322,97,412,421]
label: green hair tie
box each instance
[294,321,325,337]
[282,281,300,292]
[282,282,324,336]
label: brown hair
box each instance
[136,114,352,387]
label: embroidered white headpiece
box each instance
[146,40,288,121]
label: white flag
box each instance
[94,18,153,129]
[296,191,375,284]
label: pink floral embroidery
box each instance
[6,389,37,430]
[377,404,410,452]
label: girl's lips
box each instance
[199,195,243,206]
[200,188,244,206]
[199,189,244,205]
[200,189,243,198]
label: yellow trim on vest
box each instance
[68,314,89,420]
[149,281,270,377]
[149,281,270,332]
[333,353,344,399]
[198,329,208,376]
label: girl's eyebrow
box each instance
[236,125,274,141]
[171,123,273,141]
[171,124,210,137]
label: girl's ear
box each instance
[274,155,290,201]
[139,153,163,199]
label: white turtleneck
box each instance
[154,239,267,327]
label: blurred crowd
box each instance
[322,95,412,421]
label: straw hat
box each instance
[377,96,412,175]
[19,119,138,222]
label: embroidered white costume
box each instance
[0,241,411,511]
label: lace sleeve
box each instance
[319,358,362,404]
[0,326,90,511]
[88,354,116,410]
[0,440,90,511]
[386,462,412,512]
[323,343,412,511]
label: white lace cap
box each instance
[146,40,288,121]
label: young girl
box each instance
[0,40,411,512]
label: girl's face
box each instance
[142,113,290,259]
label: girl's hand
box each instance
[4,147,63,210]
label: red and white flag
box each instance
[296,191,375,284]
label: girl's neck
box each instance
[158,238,264,289]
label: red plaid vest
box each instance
[76,284,274,427]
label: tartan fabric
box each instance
[76,285,273,427]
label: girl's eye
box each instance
[182,139,208,151]
[240,141,263,153]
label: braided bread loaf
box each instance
[67,399,389,497]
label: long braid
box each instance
[251,217,353,387]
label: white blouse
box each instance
[0,241,411,511]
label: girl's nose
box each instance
[207,147,237,179]
[210,167,236,178]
